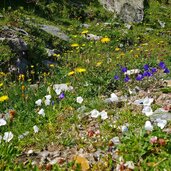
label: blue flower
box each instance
[124,75,130,82]
[59,92,65,99]
[143,64,149,71]
[143,71,152,77]
[114,75,119,80]
[151,67,157,73]
[136,74,144,81]
[121,67,127,73]
[163,68,170,74]
[158,61,166,69]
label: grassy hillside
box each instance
[0,0,171,170]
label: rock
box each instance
[40,25,69,41]
[99,0,146,23]
[85,34,102,41]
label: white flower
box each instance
[90,109,100,118]
[0,118,7,126]
[55,88,61,95]
[33,125,39,133]
[143,97,153,106]
[38,108,45,117]
[110,136,120,145]
[125,69,140,75]
[144,121,153,131]
[3,131,14,142]
[45,99,51,106]
[76,96,83,104]
[142,106,153,116]
[124,161,135,170]
[156,118,167,129]
[121,125,128,133]
[100,110,108,120]
[45,95,52,100]
[35,99,42,106]
[110,93,119,102]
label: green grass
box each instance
[0,0,171,170]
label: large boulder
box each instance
[99,0,146,23]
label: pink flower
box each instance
[150,136,158,144]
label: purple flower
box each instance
[121,67,127,73]
[151,67,157,73]
[136,74,144,81]
[114,75,119,80]
[143,71,152,77]
[143,64,149,71]
[164,68,170,74]
[158,61,166,69]
[59,92,65,99]
[124,75,130,82]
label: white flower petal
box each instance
[45,99,51,106]
[121,125,128,133]
[144,121,153,131]
[33,125,39,133]
[156,118,167,129]
[143,97,153,106]
[38,108,45,116]
[100,110,108,120]
[45,95,52,100]
[0,118,7,126]
[124,161,135,170]
[90,109,100,118]
[3,131,14,142]
[110,136,120,145]
[35,99,42,106]
[76,96,84,104]
[55,88,61,95]
[110,93,119,102]
[142,106,153,116]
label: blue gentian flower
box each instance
[151,67,157,73]
[143,64,149,71]
[136,74,144,81]
[163,68,170,74]
[121,67,127,73]
[114,75,119,80]
[59,92,65,99]
[124,75,130,82]
[158,61,166,69]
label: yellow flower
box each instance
[31,65,34,68]
[0,72,6,77]
[115,47,120,52]
[0,83,3,87]
[0,95,9,102]
[75,67,86,73]
[81,30,88,34]
[18,74,25,81]
[21,85,25,91]
[101,37,111,43]
[68,71,75,76]
[96,61,102,66]
[49,64,55,68]
[71,43,79,47]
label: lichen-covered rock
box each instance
[99,0,146,23]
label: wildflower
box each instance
[151,67,157,73]
[115,47,120,52]
[59,92,65,99]
[158,138,166,146]
[143,97,154,106]
[45,95,52,100]
[76,96,83,104]
[49,64,55,68]
[75,67,86,73]
[71,43,79,47]
[3,131,14,142]
[156,118,167,129]
[18,74,25,81]
[142,106,153,116]
[136,74,144,81]
[143,64,149,71]
[55,88,61,95]
[38,108,45,117]
[100,110,108,120]
[150,136,158,144]
[158,61,166,69]
[143,71,152,77]
[163,68,170,74]
[121,125,128,133]
[90,109,100,118]
[0,95,9,102]
[0,118,7,126]
[68,71,75,76]
[121,67,127,73]
[110,136,120,145]
[114,75,119,80]
[45,99,51,106]
[144,121,153,131]
[81,30,88,34]
[33,125,39,133]
[0,72,6,77]
[124,75,130,82]
[96,61,102,66]
[124,161,135,170]
[35,99,42,106]
[101,37,110,43]
[0,83,3,87]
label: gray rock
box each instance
[99,0,145,23]
[40,25,69,41]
